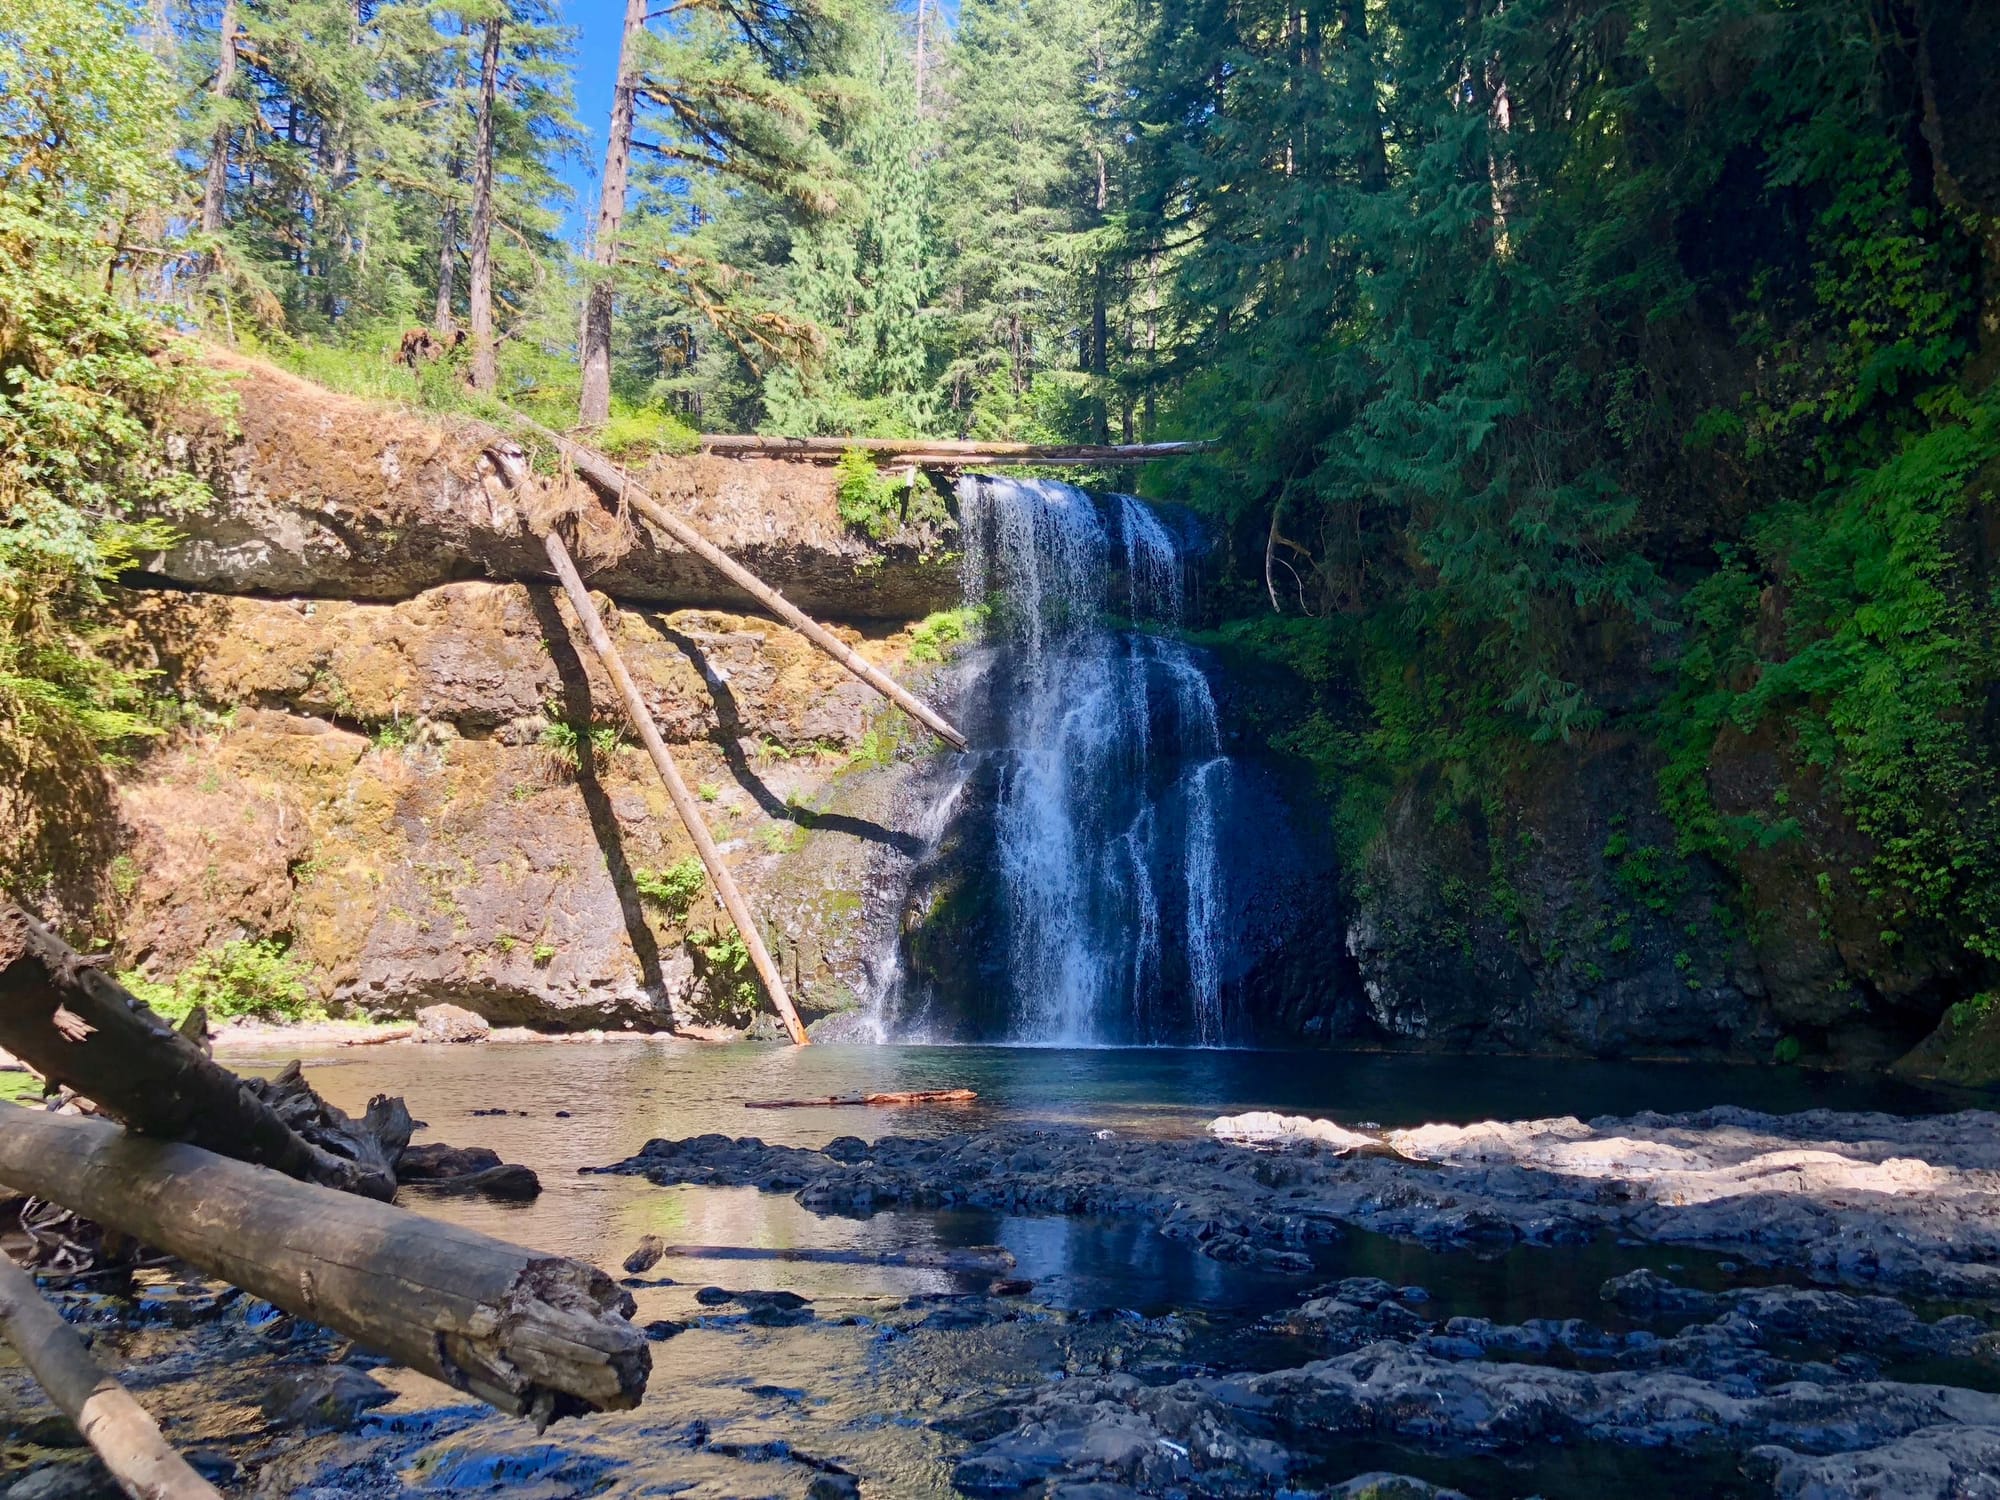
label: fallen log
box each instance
[745,1088,978,1109]
[0,906,398,1200]
[698,435,1212,466]
[0,1110,648,1421]
[506,419,968,751]
[0,1252,223,1500]
[539,524,811,1046]
[621,1238,1015,1275]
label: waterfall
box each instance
[891,473,1238,1045]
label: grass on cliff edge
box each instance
[260,332,698,458]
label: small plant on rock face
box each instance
[697,781,721,802]
[532,941,556,965]
[1773,1035,1802,1065]
[687,927,758,1025]
[834,449,904,541]
[634,856,706,921]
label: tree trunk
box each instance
[504,423,971,749]
[538,526,810,1045]
[579,0,646,427]
[200,0,238,251]
[1338,0,1388,192]
[468,18,503,393]
[0,1111,649,1422]
[0,905,399,1201]
[0,1254,223,1500]
[435,201,459,332]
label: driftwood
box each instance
[745,1088,978,1109]
[621,1236,1014,1275]
[509,419,969,751]
[0,1252,223,1500]
[698,435,1211,468]
[539,524,811,1046]
[341,1025,416,1046]
[0,905,398,1200]
[0,1110,649,1421]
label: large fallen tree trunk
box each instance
[0,1110,649,1421]
[538,525,810,1046]
[698,435,1212,466]
[0,906,399,1200]
[0,1253,223,1500]
[505,419,968,751]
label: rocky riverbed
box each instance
[6,1099,1999,1498]
[595,1106,2000,1296]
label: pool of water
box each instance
[4,1042,1979,1500]
[231,1040,1969,1298]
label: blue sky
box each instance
[552,0,943,238]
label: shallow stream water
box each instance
[0,1043,1982,1499]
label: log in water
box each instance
[0,1111,650,1422]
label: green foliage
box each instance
[1772,1036,1802,1066]
[634,856,707,921]
[908,605,986,664]
[686,926,759,1025]
[596,403,700,459]
[0,0,218,791]
[833,448,905,540]
[118,939,320,1024]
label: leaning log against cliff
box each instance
[536,524,811,1046]
[0,1252,223,1500]
[0,1110,650,1421]
[505,419,969,751]
[0,905,398,1200]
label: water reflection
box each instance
[245,1040,1972,1291]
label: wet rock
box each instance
[622,1235,665,1273]
[1326,1478,1471,1500]
[1,1463,120,1500]
[396,1142,502,1179]
[415,1004,489,1044]
[806,1476,863,1500]
[596,1108,2000,1294]
[642,1319,685,1341]
[398,1162,541,1200]
[261,1364,395,1431]
[1750,1425,2000,1499]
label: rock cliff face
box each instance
[155,355,960,619]
[108,584,932,1028]
[52,357,956,1030]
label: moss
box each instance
[1894,992,2000,1089]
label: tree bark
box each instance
[506,422,972,750]
[579,0,646,427]
[0,1111,648,1421]
[1338,0,1388,192]
[0,1253,223,1500]
[538,526,811,1045]
[434,201,459,332]
[468,17,503,393]
[0,905,400,1201]
[199,0,238,253]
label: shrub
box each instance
[634,856,706,921]
[118,939,319,1024]
[834,449,903,540]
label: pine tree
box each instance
[577,0,857,426]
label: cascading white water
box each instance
[943,474,1238,1045]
